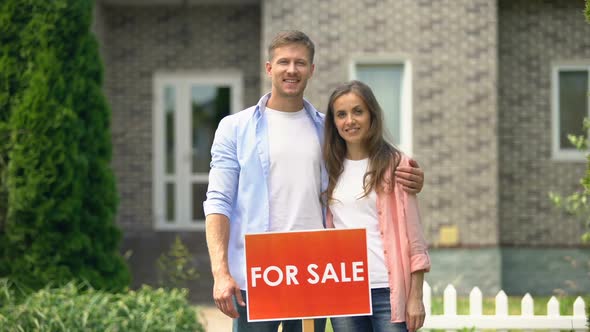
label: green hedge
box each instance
[0,280,204,332]
[0,0,35,278]
[2,0,129,290]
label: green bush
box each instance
[157,236,200,290]
[0,0,36,279]
[550,119,590,243]
[0,279,204,332]
[2,0,129,290]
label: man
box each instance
[203,30,424,332]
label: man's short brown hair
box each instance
[267,30,315,63]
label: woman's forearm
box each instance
[409,270,425,299]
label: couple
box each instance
[203,30,430,332]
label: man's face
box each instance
[265,43,315,99]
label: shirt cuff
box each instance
[410,253,431,273]
[203,202,232,220]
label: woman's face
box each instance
[332,92,372,147]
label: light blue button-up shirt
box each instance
[203,93,328,289]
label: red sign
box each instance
[245,228,371,321]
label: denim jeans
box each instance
[233,290,327,332]
[330,288,408,332]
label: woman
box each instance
[323,80,430,332]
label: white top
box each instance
[266,107,324,232]
[330,158,389,288]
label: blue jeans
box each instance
[330,288,408,332]
[233,290,326,332]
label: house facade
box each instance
[94,0,590,302]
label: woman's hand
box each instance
[405,294,425,332]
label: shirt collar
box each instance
[255,92,322,122]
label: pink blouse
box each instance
[326,155,431,322]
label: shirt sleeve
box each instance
[405,193,431,273]
[399,156,431,273]
[203,116,240,220]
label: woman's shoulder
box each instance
[396,152,411,167]
[380,150,406,189]
[388,149,409,170]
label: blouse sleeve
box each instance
[399,156,431,273]
[405,193,431,273]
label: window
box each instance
[552,64,590,160]
[153,72,243,230]
[350,58,413,155]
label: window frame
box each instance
[349,56,413,156]
[551,62,590,161]
[153,71,243,230]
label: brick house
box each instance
[93,0,590,301]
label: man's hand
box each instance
[396,158,424,194]
[213,273,245,318]
[206,214,242,318]
[405,294,425,332]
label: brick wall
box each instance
[262,0,500,246]
[102,4,261,232]
[94,0,590,300]
[98,3,261,299]
[498,0,589,246]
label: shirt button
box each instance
[378,210,382,215]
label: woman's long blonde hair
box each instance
[323,80,400,203]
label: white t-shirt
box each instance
[330,158,389,288]
[266,107,323,232]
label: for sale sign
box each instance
[245,228,371,321]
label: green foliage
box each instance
[157,236,200,290]
[2,0,129,290]
[549,118,590,243]
[586,0,590,24]
[0,279,204,332]
[0,0,36,279]
[0,126,9,277]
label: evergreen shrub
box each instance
[3,0,129,290]
[0,0,36,278]
[157,236,200,290]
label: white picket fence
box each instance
[421,282,588,331]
